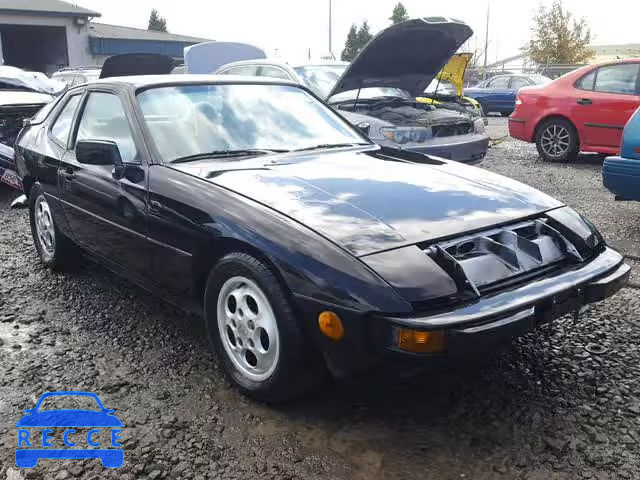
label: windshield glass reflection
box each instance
[137,84,364,162]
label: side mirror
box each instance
[356,122,371,136]
[76,140,124,178]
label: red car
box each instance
[509,59,640,162]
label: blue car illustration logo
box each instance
[15,391,123,468]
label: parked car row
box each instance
[10,17,630,402]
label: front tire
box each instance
[29,184,78,271]
[535,118,579,162]
[204,252,323,402]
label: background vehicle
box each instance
[509,60,640,162]
[52,66,101,87]
[603,106,640,200]
[0,66,64,189]
[417,53,486,121]
[465,74,552,116]
[217,18,490,164]
[16,75,628,402]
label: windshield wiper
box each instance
[293,143,370,152]
[170,149,289,164]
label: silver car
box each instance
[216,19,490,164]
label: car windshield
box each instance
[294,65,407,101]
[137,83,366,162]
[424,79,456,94]
[38,395,101,412]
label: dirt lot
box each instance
[2,118,640,480]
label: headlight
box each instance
[380,127,432,144]
[473,118,486,134]
[546,207,604,250]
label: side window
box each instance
[594,64,640,95]
[487,76,510,88]
[510,77,531,90]
[75,92,138,164]
[258,66,292,80]
[50,94,82,145]
[219,65,259,76]
[577,69,597,91]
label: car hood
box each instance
[0,91,53,107]
[185,41,266,74]
[434,52,472,97]
[16,410,123,427]
[328,18,472,99]
[173,147,562,256]
[0,66,65,95]
[100,53,175,79]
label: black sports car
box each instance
[15,74,629,402]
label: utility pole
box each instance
[328,0,333,59]
[482,0,490,80]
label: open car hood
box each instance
[328,17,472,99]
[435,52,472,97]
[0,66,65,95]
[100,53,175,79]
[184,41,266,74]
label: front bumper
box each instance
[602,155,640,201]
[383,133,490,164]
[0,142,20,190]
[302,247,629,376]
[381,247,629,356]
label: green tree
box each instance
[148,8,168,33]
[341,24,360,61]
[389,2,409,24]
[356,21,373,50]
[525,0,593,65]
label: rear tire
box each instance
[28,183,79,271]
[204,252,323,403]
[535,118,579,162]
[501,111,512,117]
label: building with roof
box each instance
[0,0,210,73]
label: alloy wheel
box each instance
[34,194,56,260]
[216,276,280,382]
[540,124,571,158]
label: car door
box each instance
[474,76,512,112]
[58,88,151,279]
[570,63,640,151]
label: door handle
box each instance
[577,98,592,105]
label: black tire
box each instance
[535,118,579,162]
[204,252,324,403]
[477,100,489,116]
[28,183,78,271]
[501,111,512,117]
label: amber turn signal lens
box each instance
[318,311,345,341]
[397,328,445,353]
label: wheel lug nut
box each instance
[248,320,255,330]
[248,339,254,348]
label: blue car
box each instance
[603,107,640,201]
[465,74,552,116]
[15,391,123,468]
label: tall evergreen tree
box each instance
[356,21,373,50]
[389,3,409,24]
[341,24,360,61]
[148,9,168,33]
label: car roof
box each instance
[87,74,301,90]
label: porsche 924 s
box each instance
[15,74,629,401]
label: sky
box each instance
[75,0,640,64]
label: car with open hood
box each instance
[0,66,65,190]
[416,52,485,122]
[216,18,490,164]
[15,74,629,402]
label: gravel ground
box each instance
[2,119,640,480]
